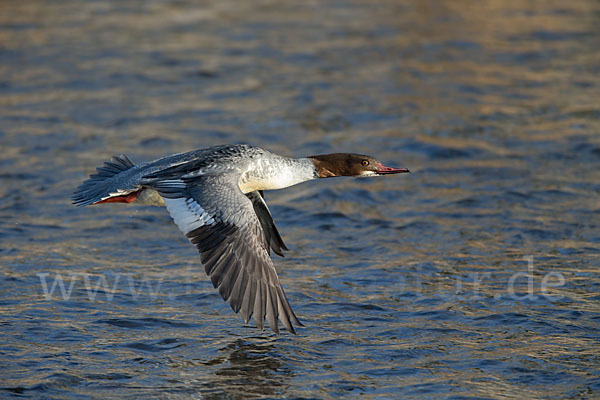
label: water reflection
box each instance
[210,338,289,398]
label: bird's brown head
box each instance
[308,153,410,178]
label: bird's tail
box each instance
[72,154,140,206]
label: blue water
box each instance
[1,0,599,398]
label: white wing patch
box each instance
[164,197,215,234]
[99,188,137,201]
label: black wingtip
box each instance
[273,248,285,257]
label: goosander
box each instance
[72,144,409,334]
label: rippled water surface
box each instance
[2,0,600,398]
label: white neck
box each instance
[238,156,317,193]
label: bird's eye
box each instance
[361,160,369,167]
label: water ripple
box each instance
[1,0,599,399]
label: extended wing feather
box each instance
[149,174,301,334]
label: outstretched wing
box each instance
[149,174,301,334]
